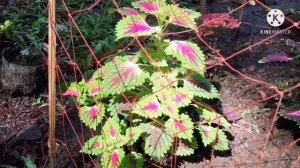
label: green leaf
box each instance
[20,48,29,56]
[79,104,105,130]
[119,152,144,168]
[165,114,194,140]
[115,16,160,40]
[101,148,125,168]
[101,56,150,96]
[165,41,205,73]
[144,126,173,161]
[22,155,37,168]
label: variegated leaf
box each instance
[132,94,163,118]
[101,148,125,168]
[79,104,105,130]
[132,0,167,15]
[167,5,200,29]
[176,138,198,156]
[115,16,160,40]
[165,41,205,73]
[200,109,231,128]
[120,7,140,16]
[183,75,219,99]
[165,114,194,140]
[101,56,149,96]
[198,125,217,146]
[144,126,173,161]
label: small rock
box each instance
[16,124,42,141]
[20,113,26,118]
[30,119,37,125]
[258,68,265,73]
[248,65,256,72]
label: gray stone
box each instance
[16,124,42,141]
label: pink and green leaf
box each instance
[101,56,149,96]
[176,138,198,156]
[183,79,219,99]
[102,118,121,140]
[120,7,140,16]
[107,101,132,117]
[287,110,300,117]
[132,94,163,118]
[165,114,194,140]
[86,78,103,96]
[125,126,144,145]
[201,109,231,128]
[199,125,230,151]
[171,87,194,107]
[101,149,125,168]
[202,13,240,28]
[150,71,178,92]
[279,105,300,127]
[258,53,293,63]
[167,5,200,29]
[81,135,122,155]
[115,16,160,40]
[165,41,205,73]
[63,83,80,97]
[213,130,229,151]
[79,104,105,130]
[81,136,105,155]
[132,0,167,15]
[198,125,217,146]
[144,126,172,161]
[161,101,179,118]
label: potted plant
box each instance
[0,17,47,94]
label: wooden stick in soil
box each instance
[48,0,56,167]
[200,0,206,16]
[232,0,247,40]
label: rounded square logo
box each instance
[267,9,285,27]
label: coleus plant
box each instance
[198,13,240,36]
[64,0,231,167]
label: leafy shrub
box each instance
[64,0,231,167]
[0,3,48,64]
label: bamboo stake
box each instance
[232,0,247,40]
[48,0,56,167]
[200,0,206,16]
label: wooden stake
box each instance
[232,0,247,40]
[200,0,206,16]
[48,0,56,167]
